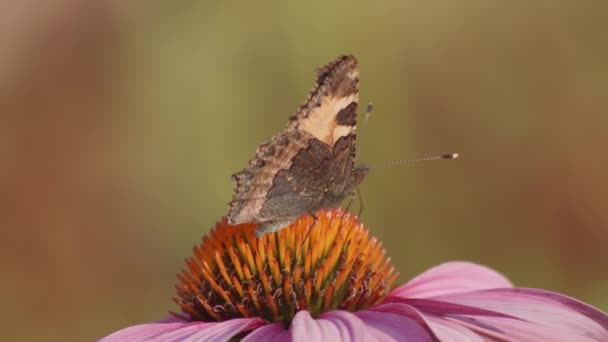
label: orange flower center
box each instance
[173,209,398,326]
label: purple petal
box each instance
[355,310,432,342]
[99,318,266,342]
[389,261,512,299]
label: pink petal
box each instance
[290,310,368,341]
[248,310,434,342]
[420,288,608,341]
[500,288,608,331]
[370,302,507,341]
[389,261,512,299]
[320,310,370,342]
[242,322,289,342]
[245,310,370,342]
[99,318,265,342]
[385,298,517,318]
[355,310,432,342]
[457,315,601,341]
[423,315,487,342]
[248,310,435,341]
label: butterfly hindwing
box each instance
[227,55,368,237]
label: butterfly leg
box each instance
[356,185,364,218]
[295,213,318,264]
[255,219,293,238]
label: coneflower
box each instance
[100,210,608,341]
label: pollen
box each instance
[172,209,398,326]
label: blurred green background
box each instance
[2,1,607,341]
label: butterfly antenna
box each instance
[369,153,459,168]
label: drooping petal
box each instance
[430,288,608,341]
[244,310,390,342]
[383,287,608,341]
[423,315,488,342]
[376,283,608,342]
[369,301,510,341]
[319,311,371,342]
[99,318,265,342]
[244,310,370,342]
[241,322,289,342]
[355,310,432,342]
[382,298,517,318]
[290,310,370,341]
[501,288,608,331]
[389,261,512,299]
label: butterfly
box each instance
[227,55,369,237]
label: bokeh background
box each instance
[2,1,607,340]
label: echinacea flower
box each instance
[100,210,608,341]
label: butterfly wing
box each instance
[228,55,362,232]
